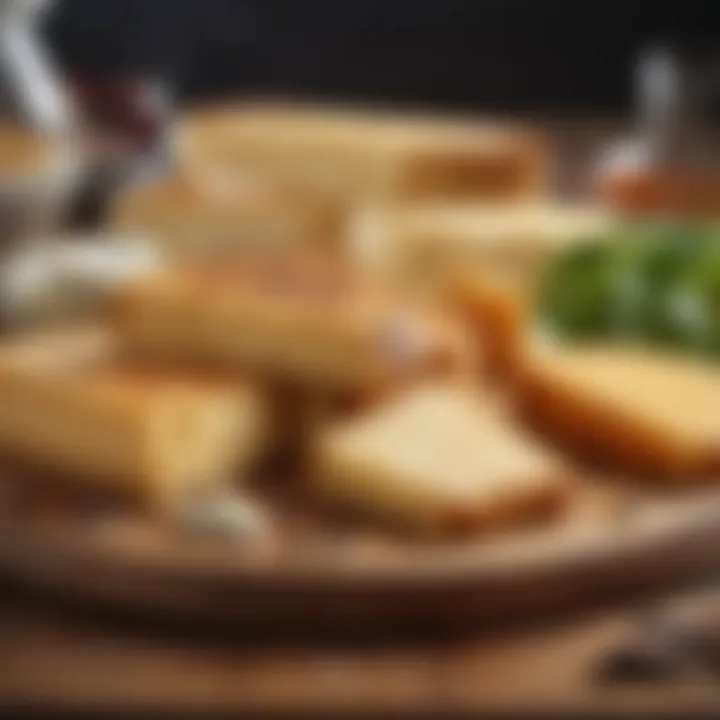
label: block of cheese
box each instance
[314,383,570,535]
[517,346,720,480]
[384,202,617,294]
[112,170,347,261]
[0,327,268,511]
[177,103,547,203]
[115,255,476,399]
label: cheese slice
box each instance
[385,202,616,294]
[314,383,570,534]
[517,345,720,480]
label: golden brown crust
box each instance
[441,479,571,537]
[0,327,268,509]
[114,258,476,395]
[397,134,546,202]
[446,270,528,382]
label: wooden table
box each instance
[1,583,720,716]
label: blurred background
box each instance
[43,0,720,113]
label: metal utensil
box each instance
[0,0,73,132]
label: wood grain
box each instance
[1,586,720,714]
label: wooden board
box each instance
[1,473,720,631]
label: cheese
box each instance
[315,383,569,534]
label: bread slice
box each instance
[384,202,616,294]
[446,270,529,381]
[178,102,547,203]
[314,383,570,535]
[517,346,720,480]
[112,170,346,261]
[0,327,268,511]
[115,255,476,398]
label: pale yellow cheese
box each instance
[384,202,617,293]
[518,345,720,480]
[315,383,569,534]
[0,327,268,511]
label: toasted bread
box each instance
[517,345,720,481]
[0,327,268,511]
[314,383,570,535]
[114,255,476,398]
[178,103,547,203]
[447,270,529,381]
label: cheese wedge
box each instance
[384,202,616,294]
[0,327,268,510]
[178,103,547,203]
[517,346,720,480]
[314,383,569,534]
[115,255,476,398]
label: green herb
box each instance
[536,222,720,360]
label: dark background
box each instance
[43,0,720,113]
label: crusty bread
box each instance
[114,255,476,398]
[447,270,528,381]
[517,345,720,481]
[314,383,570,535]
[112,170,347,261]
[383,202,616,294]
[177,103,547,203]
[0,327,268,511]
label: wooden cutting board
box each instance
[0,473,719,631]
